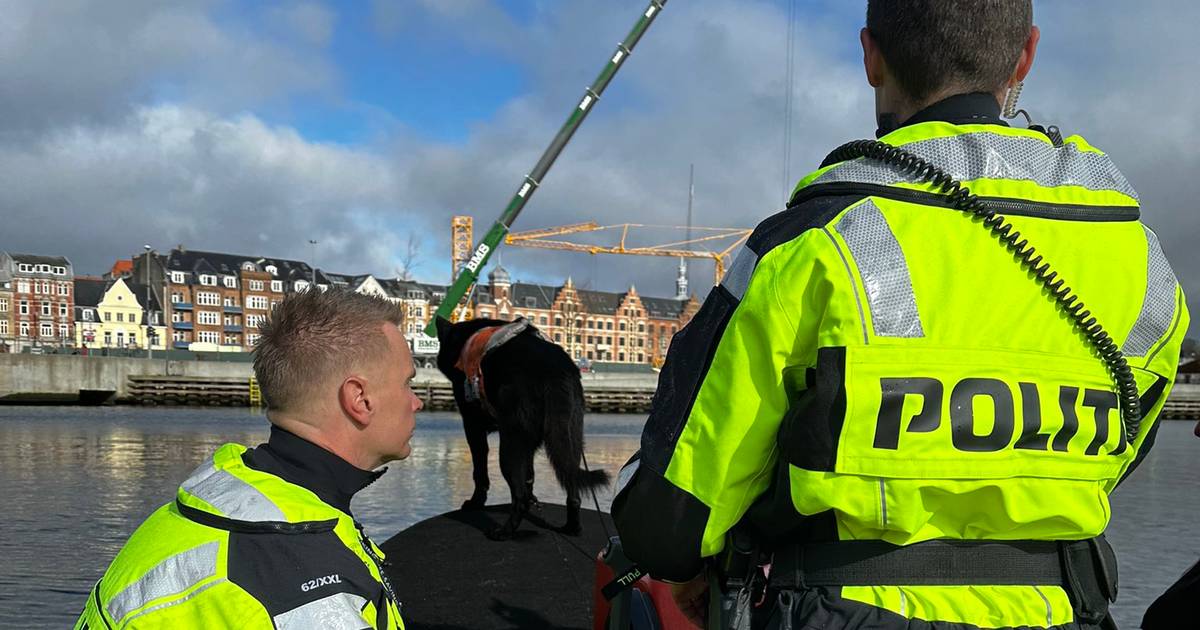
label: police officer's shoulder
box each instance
[746,190,869,257]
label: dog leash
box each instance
[580,450,612,541]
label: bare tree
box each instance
[396,232,422,281]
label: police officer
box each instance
[612,1,1189,628]
[75,288,421,629]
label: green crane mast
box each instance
[426,0,669,335]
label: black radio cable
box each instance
[818,139,1142,442]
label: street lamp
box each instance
[144,245,153,360]
[308,239,318,286]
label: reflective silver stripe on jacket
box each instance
[274,592,369,630]
[834,200,924,338]
[106,541,221,622]
[814,132,1139,201]
[180,461,287,522]
[1123,227,1179,357]
[721,245,758,302]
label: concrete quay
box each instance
[0,354,659,408]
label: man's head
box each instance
[254,288,422,469]
[862,0,1038,126]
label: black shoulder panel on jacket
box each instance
[748,193,867,256]
[227,530,383,618]
[611,464,711,582]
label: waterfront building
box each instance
[472,264,699,366]
[0,272,11,353]
[133,247,318,351]
[0,252,75,352]
[73,277,166,351]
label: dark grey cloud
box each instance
[0,0,1195,339]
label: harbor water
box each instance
[0,406,1196,629]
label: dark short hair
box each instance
[253,287,404,411]
[867,0,1032,102]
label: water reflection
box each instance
[0,406,1195,629]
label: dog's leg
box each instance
[560,484,583,536]
[461,414,490,510]
[489,431,533,540]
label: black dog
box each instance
[435,316,610,539]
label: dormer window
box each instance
[199,275,216,286]
[54,266,66,275]
[270,280,282,292]
[241,262,255,271]
[222,276,237,289]
[17,264,30,273]
[525,297,537,308]
[265,265,278,276]
[170,271,185,284]
[294,280,309,292]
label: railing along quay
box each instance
[124,375,1200,419]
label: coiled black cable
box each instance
[823,139,1142,442]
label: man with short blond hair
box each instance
[76,288,421,629]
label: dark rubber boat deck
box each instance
[381,503,616,629]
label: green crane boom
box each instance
[426,0,669,335]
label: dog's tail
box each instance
[542,377,611,493]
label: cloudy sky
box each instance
[1,0,1196,335]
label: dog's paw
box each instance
[461,497,487,511]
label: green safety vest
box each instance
[74,443,404,629]
[613,121,1189,627]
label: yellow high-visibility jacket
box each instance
[75,443,404,629]
[613,103,1188,628]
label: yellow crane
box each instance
[501,220,751,285]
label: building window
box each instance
[619,337,625,346]
[638,323,645,333]
[39,322,53,337]
[198,331,220,344]
[116,331,125,347]
[41,281,50,294]
[0,320,7,335]
[32,282,39,294]
[104,331,112,346]
[555,333,562,342]
[199,275,216,286]
[37,264,49,273]
[638,353,644,362]
[246,296,269,310]
[524,297,537,308]
[619,322,626,332]
[224,335,239,345]
[172,311,182,323]
[171,292,183,303]
[196,292,219,306]
[294,280,309,292]
[619,352,625,362]
[19,300,29,315]
[17,263,30,273]
[249,280,264,292]
[223,296,235,307]
[54,266,65,275]
[241,262,256,271]
[17,280,29,293]
[270,280,282,292]
[0,298,6,312]
[82,310,93,322]
[222,276,237,288]
[198,311,220,325]
[555,316,563,327]
[246,314,264,328]
[41,302,51,316]
[606,321,613,330]
[266,265,278,276]
[119,312,126,322]
[247,334,261,346]
[58,283,69,296]
[173,331,186,342]
[20,322,29,337]
[171,271,185,284]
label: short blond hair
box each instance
[253,288,403,411]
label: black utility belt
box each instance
[767,536,1116,592]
